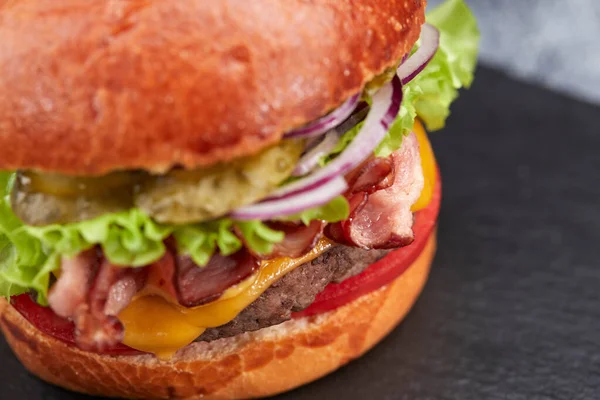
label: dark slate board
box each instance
[2,66,600,400]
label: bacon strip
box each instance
[104,267,147,316]
[345,132,424,248]
[141,251,179,300]
[346,156,395,195]
[175,249,259,307]
[327,132,424,249]
[48,247,260,348]
[48,250,149,352]
[48,250,98,319]
[77,260,149,351]
[138,249,260,307]
[262,220,326,259]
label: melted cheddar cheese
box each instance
[119,239,334,358]
[412,120,436,212]
[118,121,435,358]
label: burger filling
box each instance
[0,0,478,358]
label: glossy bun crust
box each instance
[0,0,426,175]
[0,234,435,399]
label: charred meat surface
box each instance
[198,244,389,341]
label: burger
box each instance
[0,0,478,398]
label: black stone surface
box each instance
[2,66,600,399]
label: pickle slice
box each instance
[11,140,303,226]
[11,171,138,225]
[135,140,304,224]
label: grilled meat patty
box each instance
[198,245,390,341]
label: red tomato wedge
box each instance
[10,171,440,355]
[292,170,441,319]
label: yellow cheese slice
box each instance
[412,119,437,211]
[119,239,334,358]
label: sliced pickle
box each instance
[23,171,142,197]
[135,140,304,224]
[11,140,303,226]
[11,171,140,226]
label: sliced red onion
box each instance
[292,131,340,177]
[284,94,360,139]
[231,75,402,221]
[268,75,403,201]
[397,23,439,85]
[230,176,348,220]
[400,53,409,65]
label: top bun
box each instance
[0,0,425,175]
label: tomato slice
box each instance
[10,172,440,355]
[292,170,441,319]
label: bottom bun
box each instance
[0,233,436,400]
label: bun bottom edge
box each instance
[0,232,436,400]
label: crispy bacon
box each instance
[74,309,123,352]
[47,247,260,348]
[104,268,147,316]
[138,249,259,307]
[48,250,98,319]
[327,132,424,249]
[77,260,148,351]
[325,192,368,245]
[175,249,259,307]
[346,132,424,248]
[262,220,326,259]
[88,259,124,316]
[346,156,395,195]
[143,251,179,300]
[48,251,148,352]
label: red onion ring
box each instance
[269,75,402,201]
[292,131,340,177]
[397,23,439,85]
[284,94,360,139]
[230,176,348,220]
[231,76,403,220]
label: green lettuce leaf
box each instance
[426,0,480,89]
[331,0,479,159]
[0,172,53,303]
[25,209,173,267]
[235,221,285,255]
[376,0,479,156]
[173,219,242,266]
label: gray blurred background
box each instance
[428,0,600,104]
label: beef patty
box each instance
[198,245,390,342]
